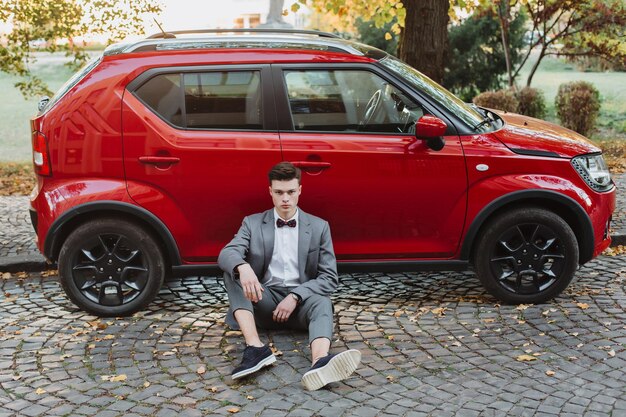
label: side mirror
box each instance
[415,115,447,151]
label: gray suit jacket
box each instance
[218,209,338,301]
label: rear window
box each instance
[134,70,263,130]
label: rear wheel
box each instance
[58,218,165,316]
[474,207,579,304]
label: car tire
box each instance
[474,207,579,304]
[58,218,165,316]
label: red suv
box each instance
[29,29,615,316]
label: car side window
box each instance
[283,69,423,134]
[134,70,263,130]
[183,71,262,129]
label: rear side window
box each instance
[134,70,263,130]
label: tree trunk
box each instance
[398,0,449,84]
[526,47,547,87]
[497,3,514,87]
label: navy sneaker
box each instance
[301,349,361,390]
[232,344,276,380]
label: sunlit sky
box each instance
[144,0,306,35]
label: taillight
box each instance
[32,131,51,176]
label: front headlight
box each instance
[571,153,612,192]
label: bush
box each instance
[555,81,601,136]
[516,87,546,119]
[473,90,519,113]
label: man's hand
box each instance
[238,264,264,302]
[273,295,298,323]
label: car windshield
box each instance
[379,55,488,131]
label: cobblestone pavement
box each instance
[0,197,39,259]
[1,254,625,417]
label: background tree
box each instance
[482,0,626,87]
[296,0,468,83]
[355,17,398,55]
[0,0,161,98]
[444,10,526,101]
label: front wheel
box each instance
[474,207,579,304]
[58,218,165,316]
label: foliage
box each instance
[0,0,162,98]
[516,87,546,119]
[477,0,626,87]
[444,10,526,101]
[473,89,519,112]
[355,17,398,55]
[555,81,601,136]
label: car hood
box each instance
[492,111,601,159]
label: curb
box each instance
[2,234,625,274]
[0,254,52,273]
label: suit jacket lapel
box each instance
[298,210,312,280]
[261,209,274,274]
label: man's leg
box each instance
[223,273,279,379]
[293,294,361,390]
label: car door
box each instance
[273,64,467,260]
[122,65,282,262]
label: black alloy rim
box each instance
[489,223,566,295]
[70,233,149,306]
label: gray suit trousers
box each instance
[223,272,334,345]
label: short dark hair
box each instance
[268,161,301,184]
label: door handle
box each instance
[138,156,180,165]
[291,161,331,169]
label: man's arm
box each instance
[291,221,338,301]
[218,217,264,302]
[218,216,252,275]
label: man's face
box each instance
[269,178,301,220]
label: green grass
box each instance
[0,52,624,162]
[518,55,626,139]
[0,54,75,162]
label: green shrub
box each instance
[516,87,546,119]
[555,81,601,136]
[472,90,519,113]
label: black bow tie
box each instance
[276,218,297,228]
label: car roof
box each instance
[104,28,387,60]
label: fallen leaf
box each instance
[386,375,394,381]
[518,320,526,324]
[576,303,589,310]
[516,304,531,311]
[101,375,111,381]
[387,335,395,341]
[210,386,218,393]
[110,374,127,382]
[143,381,150,388]
[227,407,240,413]
[608,350,616,357]
[545,370,555,376]
[483,318,495,323]
[12,375,21,381]
[103,335,115,340]
[35,388,46,394]
[431,307,446,316]
[516,354,537,362]
[2,273,11,279]
[197,366,206,374]
[246,395,254,400]
[577,343,584,348]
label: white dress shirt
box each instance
[264,208,300,288]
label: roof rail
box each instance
[147,28,341,40]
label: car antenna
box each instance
[153,18,176,39]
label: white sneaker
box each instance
[301,349,361,390]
